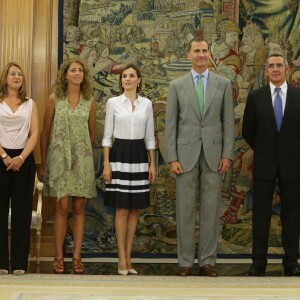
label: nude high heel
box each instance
[118,268,129,275]
[128,268,138,275]
[118,263,128,275]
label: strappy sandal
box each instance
[72,258,85,274]
[220,210,239,224]
[53,258,64,274]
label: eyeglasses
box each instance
[9,72,23,77]
[266,63,285,69]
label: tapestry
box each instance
[62,0,300,258]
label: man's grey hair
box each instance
[266,53,289,67]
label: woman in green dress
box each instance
[40,57,96,274]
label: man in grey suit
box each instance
[165,38,235,277]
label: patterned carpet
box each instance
[1,261,300,299]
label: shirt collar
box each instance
[191,68,209,80]
[269,81,288,94]
[121,93,141,105]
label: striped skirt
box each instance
[104,138,150,209]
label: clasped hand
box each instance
[5,155,23,172]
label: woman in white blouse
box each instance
[0,62,38,275]
[102,64,156,275]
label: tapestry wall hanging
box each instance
[62,0,300,258]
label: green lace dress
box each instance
[44,96,96,199]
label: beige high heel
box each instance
[0,269,9,275]
[13,269,25,276]
[128,268,138,275]
[118,268,128,275]
[118,263,128,275]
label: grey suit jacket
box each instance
[165,70,235,172]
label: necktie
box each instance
[196,75,204,116]
[274,87,283,130]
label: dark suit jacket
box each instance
[242,84,300,180]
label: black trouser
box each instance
[0,149,35,271]
[252,177,300,270]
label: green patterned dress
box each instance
[44,96,96,199]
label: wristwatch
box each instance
[1,152,7,160]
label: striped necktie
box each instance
[274,87,283,130]
[196,75,204,116]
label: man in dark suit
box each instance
[243,53,300,276]
[165,38,235,277]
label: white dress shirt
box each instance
[102,94,155,150]
[270,81,287,115]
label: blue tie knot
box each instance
[275,87,281,94]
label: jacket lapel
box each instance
[204,71,218,116]
[280,85,292,130]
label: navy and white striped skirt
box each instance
[104,138,150,209]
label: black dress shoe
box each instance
[284,265,300,276]
[244,265,265,276]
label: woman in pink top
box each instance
[0,62,38,275]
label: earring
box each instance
[65,79,68,83]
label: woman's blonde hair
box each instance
[53,57,93,100]
[0,62,28,102]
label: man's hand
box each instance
[169,161,184,175]
[218,158,231,174]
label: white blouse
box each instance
[102,94,155,150]
[0,98,32,149]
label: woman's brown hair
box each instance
[53,57,93,100]
[0,62,28,102]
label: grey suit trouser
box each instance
[176,149,221,268]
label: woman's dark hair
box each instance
[119,63,142,94]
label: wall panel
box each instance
[0,0,35,95]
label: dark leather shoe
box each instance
[199,264,218,277]
[244,265,265,276]
[178,267,192,277]
[284,265,300,276]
